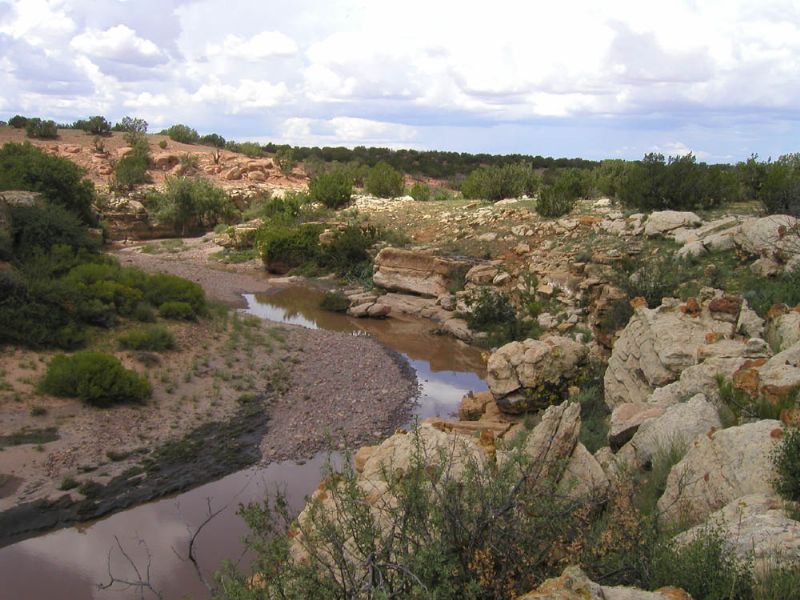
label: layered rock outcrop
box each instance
[373,248,469,298]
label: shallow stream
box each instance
[0,285,487,600]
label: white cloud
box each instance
[278,116,417,148]
[651,142,710,160]
[192,78,290,111]
[206,31,298,60]
[71,25,165,66]
[0,0,76,45]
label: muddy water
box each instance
[0,286,487,600]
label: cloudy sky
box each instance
[0,0,798,162]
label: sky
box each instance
[0,0,798,162]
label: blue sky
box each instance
[0,0,798,163]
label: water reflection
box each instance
[0,286,487,600]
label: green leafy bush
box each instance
[308,170,353,208]
[158,300,196,320]
[8,115,28,129]
[648,526,754,600]
[257,223,323,274]
[463,288,541,347]
[118,325,176,351]
[25,118,58,139]
[39,351,151,407]
[78,116,111,136]
[132,302,156,322]
[409,181,431,201]
[0,142,96,224]
[275,146,296,174]
[244,191,308,223]
[772,426,800,502]
[8,202,100,258]
[537,169,587,217]
[111,140,151,190]
[114,116,148,135]
[461,163,539,201]
[365,160,404,197]
[619,153,740,211]
[163,124,200,144]
[144,272,205,315]
[199,133,226,148]
[144,177,236,234]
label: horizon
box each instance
[0,0,798,163]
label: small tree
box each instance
[275,146,296,175]
[199,133,226,148]
[111,140,151,190]
[308,170,353,208]
[163,124,200,144]
[25,118,58,139]
[365,160,404,197]
[114,116,148,135]
[8,115,28,129]
[83,115,112,136]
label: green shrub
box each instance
[319,291,350,313]
[256,223,323,274]
[772,426,800,502]
[215,426,584,599]
[756,562,800,599]
[365,160,404,197]
[275,146,296,174]
[756,153,800,216]
[158,140,167,149]
[111,140,151,191]
[648,525,754,600]
[463,288,541,347]
[78,116,111,136]
[199,133,226,148]
[409,181,431,201]
[118,325,176,351]
[163,124,200,144]
[8,202,100,258]
[461,163,539,201]
[574,384,609,453]
[132,302,156,322]
[0,142,96,224]
[39,351,151,407]
[308,170,353,208]
[617,253,690,308]
[322,224,380,277]
[597,297,634,335]
[141,273,205,315]
[25,118,58,139]
[158,301,195,320]
[8,115,28,129]
[244,191,308,223]
[114,116,148,135]
[536,169,585,217]
[144,177,236,234]
[619,153,739,211]
[59,476,78,490]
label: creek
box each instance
[0,285,487,600]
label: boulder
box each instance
[557,441,610,501]
[753,340,800,401]
[608,403,666,450]
[465,263,499,285]
[373,248,469,298]
[152,153,179,170]
[487,336,588,413]
[674,494,800,570]
[735,215,799,263]
[519,565,690,600]
[766,306,800,352]
[644,211,702,237]
[621,394,721,468]
[224,166,243,180]
[510,401,581,482]
[604,295,741,409]
[360,423,488,482]
[657,420,783,527]
[459,390,493,421]
[247,170,266,182]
